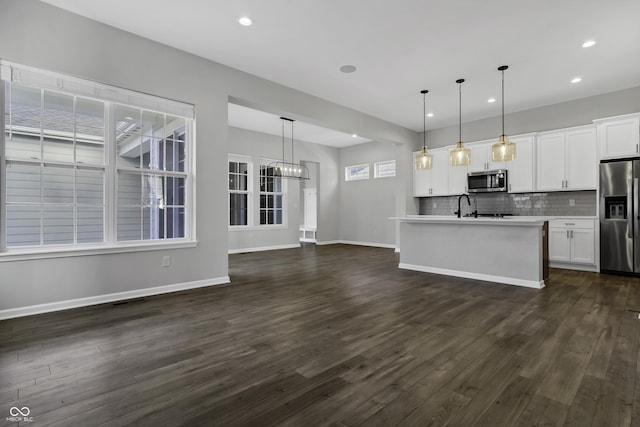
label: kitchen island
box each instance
[393,215,549,289]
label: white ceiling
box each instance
[228,104,372,148]
[42,0,640,134]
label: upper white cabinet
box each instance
[595,113,640,160]
[506,134,535,193]
[448,162,467,195]
[467,140,506,173]
[412,148,449,197]
[430,148,450,196]
[413,152,431,197]
[536,125,597,191]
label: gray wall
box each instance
[0,0,416,313]
[227,127,339,251]
[339,141,398,246]
[423,86,640,150]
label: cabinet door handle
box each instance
[567,230,570,239]
[636,143,639,153]
[571,230,574,238]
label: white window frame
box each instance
[345,163,370,181]
[258,158,287,227]
[374,160,396,178]
[228,154,252,228]
[0,61,196,261]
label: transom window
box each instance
[374,160,396,178]
[1,61,194,252]
[345,164,370,181]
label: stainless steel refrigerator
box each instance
[600,159,640,273]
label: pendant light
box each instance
[268,117,310,180]
[450,78,470,166]
[415,89,433,170]
[491,65,516,161]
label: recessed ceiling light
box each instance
[427,113,434,117]
[339,65,357,73]
[582,40,596,48]
[352,134,358,138]
[488,98,496,103]
[125,116,133,120]
[238,17,252,26]
[571,77,582,83]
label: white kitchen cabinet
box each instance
[549,219,595,267]
[536,125,597,191]
[595,113,640,160]
[549,228,571,262]
[565,127,598,189]
[448,163,467,195]
[412,148,449,197]
[467,140,506,173]
[506,135,535,193]
[413,151,431,197]
[430,148,450,196]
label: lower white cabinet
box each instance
[549,219,596,268]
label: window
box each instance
[345,164,369,181]
[229,155,251,226]
[1,61,194,252]
[374,160,396,178]
[259,162,284,225]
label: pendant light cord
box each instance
[458,81,462,143]
[501,68,505,137]
[291,120,294,163]
[281,119,285,163]
[423,92,427,150]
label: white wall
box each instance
[0,0,416,315]
[227,126,340,252]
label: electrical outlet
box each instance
[162,256,171,267]
[569,199,575,207]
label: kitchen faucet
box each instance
[455,193,471,218]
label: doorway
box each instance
[300,161,318,243]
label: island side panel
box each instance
[398,221,544,288]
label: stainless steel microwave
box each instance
[467,169,508,193]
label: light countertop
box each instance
[390,215,586,226]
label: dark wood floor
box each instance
[1,244,640,426]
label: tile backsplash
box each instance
[419,190,597,217]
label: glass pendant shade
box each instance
[492,134,516,161]
[416,89,433,170]
[450,141,471,166]
[416,147,433,170]
[450,79,470,166]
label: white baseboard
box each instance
[316,240,396,249]
[315,240,341,246]
[549,262,598,272]
[228,243,300,254]
[398,263,545,289]
[0,276,231,320]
